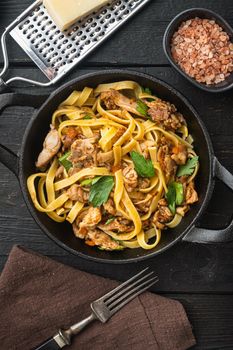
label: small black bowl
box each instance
[163,8,233,93]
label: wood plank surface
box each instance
[170,294,233,350]
[0,0,233,66]
[0,1,233,349]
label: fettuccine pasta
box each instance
[27,81,199,251]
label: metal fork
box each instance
[35,268,158,350]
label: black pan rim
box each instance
[19,69,215,264]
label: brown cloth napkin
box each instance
[0,246,196,350]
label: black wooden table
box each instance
[0,1,233,349]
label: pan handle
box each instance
[0,92,48,113]
[183,157,233,243]
[0,92,49,177]
[0,144,19,177]
[0,78,11,94]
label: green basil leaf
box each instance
[83,115,92,120]
[105,217,115,225]
[92,177,102,185]
[58,151,72,171]
[130,151,155,178]
[174,182,184,205]
[81,178,93,186]
[165,183,176,214]
[165,182,184,214]
[144,87,152,95]
[89,176,114,207]
[136,99,149,116]
[177,156,199,177]
[80,176,102,186]
[142,87,155,102]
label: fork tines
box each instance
[100,268,159,316]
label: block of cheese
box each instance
[43,0,109,31]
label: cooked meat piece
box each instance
[67,184,89,203]
[122,166,138,192]
[138,178,150,189]
[171,144,188,165]
[135,195,153,213]
[72,221,87,239]
[135,201,151,213]
[157,145,177,179]
[97,151,113,166]
[185,181,198,204]
[130,191,146,201]
[70,137,97,167]
[68,166,83,176]
[164,155,177,178]
[158,198,168,207]
[100,91,118,110]
[153,205,173,229]
[158,136,174,148]
[140,140,156,159]
[72,209,90,239]
[154,221,166,230]
[157,144,169,162]
[111,164,122,174]
[79,207,102,229]
[86,229,123,251]
[111,127,126,144]
[100,90,140,116]
[147,100,186,131]
[93,131,101,142]
[99,218,132,233]
[55,165,64,180]
[73,207,102,239]
[142,219,151,230]
[178,175,189,184]
[103,199,116,216]
[67,184,80,201]
[61,127,79,149]
[36,128,61,170]
[71,138,94,159]
[118,218,133,227]
[176,205,190,216]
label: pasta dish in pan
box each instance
[27,81,199,251]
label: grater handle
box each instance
[0,0,53,89]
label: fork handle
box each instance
[34,330,70,350]
[34,314,96,350]
[34,336,64,350]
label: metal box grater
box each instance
[0,0,150,88]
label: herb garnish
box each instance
[83,115,92,120]
[105,217,115,225]
[58,151,72,171]
[143,87,152,95]
[177,156,199,177]
[136,99,149,116]
[165,182,184,214]
[142,87,155,102]
[89,176,114,207]
[81,176,102,186]
[130,151,155,178]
